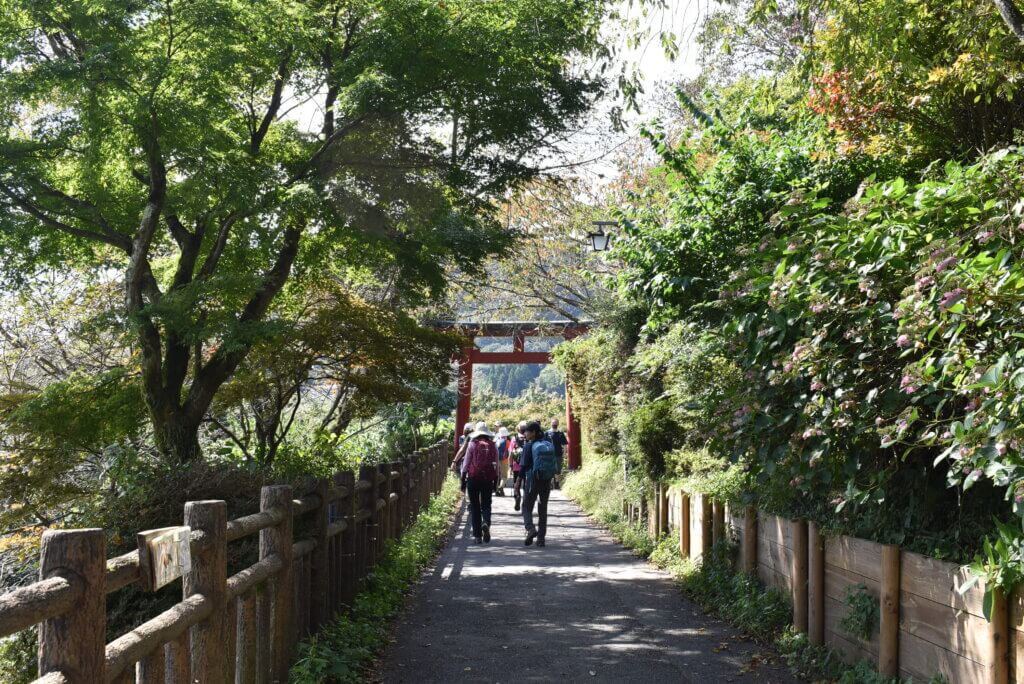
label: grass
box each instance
[289,475,462,683]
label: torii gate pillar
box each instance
[455,345,473,446]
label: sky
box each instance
[530,0,710,183]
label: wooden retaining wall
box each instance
[652,486,1013,683]
[0,442,450,684]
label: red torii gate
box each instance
[433,320,590,470]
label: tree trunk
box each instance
[152,409,203,463]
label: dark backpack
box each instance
[466,439,497,480]
[531,440,558,481]
[545,430,566,457]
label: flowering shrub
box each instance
[714,148,1024,575]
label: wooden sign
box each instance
[137,526,192,591]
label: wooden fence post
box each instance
[792,519,808,633]
[38,529,106,682]
[359,464,378,572]
[310,479,330,632]
[808,521,825,646]
[183,500,227,683]
[260,485,294,682]
[712,500,725,546]
[680,493,691,559]
[743,506,758,574]
[391,460,402,540]
[989,587,1009,684]
[334,471,356,609]
[879,544,900,677]
[700,495,713,556]
[378,463,390,554]
[658,485,669,536]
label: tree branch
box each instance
[993,0,1024,42]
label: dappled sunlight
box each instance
[378,491,798,683]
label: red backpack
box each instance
[466,439,497,480]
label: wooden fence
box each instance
[0,441,450,684]
[629,485,1018,684]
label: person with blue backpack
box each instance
[519,420,560,547]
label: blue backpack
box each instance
[531,440,559,481]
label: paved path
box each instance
[377,489,799,683]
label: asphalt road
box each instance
[375,487,799,684]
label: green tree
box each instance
[0,0,614,463]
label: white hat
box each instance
[497,427,509,438]
[470,421,493,439]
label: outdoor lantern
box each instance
[588,220,616,252]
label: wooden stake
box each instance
[38,529,105,682]
[237,591,256,684]
[808,521,825,645]
[742,506,757,574]
[309,479,330,632]
[658,485,669,536]
[700,495,713,556]
[990,587,1009,684]
[165,631,189,684]
[183,499,227,683]
[712,500,725,545]
[791,519,808,633]
[680,493,691,559]
[879,544,900,676]
[260,485,293,682]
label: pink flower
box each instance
[939,288,966,310]
[997,442,1008,456]
[977,230,994,243]
[916,275,935,290]
[810,303,826,313]
[811,381,825,391]
[896,334,911,348]
[900,375,917,394]
[875,417,885,426]
[935,256,958,273]
[787,242,799,252]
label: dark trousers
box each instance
[522,478,551,538]
[467,478,493,538]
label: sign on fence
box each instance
[137,526,192,591]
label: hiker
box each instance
[463,421,499,544]
[512,421,528,511]
[520,420,560,547]
[545,417,569,488]
[450,422,474,492]
[494,427,513,496]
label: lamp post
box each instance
[588,220,616,252]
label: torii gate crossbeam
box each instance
[431,320,590,470]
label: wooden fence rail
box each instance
[0,441,450,684]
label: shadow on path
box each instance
[376,489,799,683]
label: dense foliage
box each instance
[557,0,1024,607]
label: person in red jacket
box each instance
[463,422,499,544]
